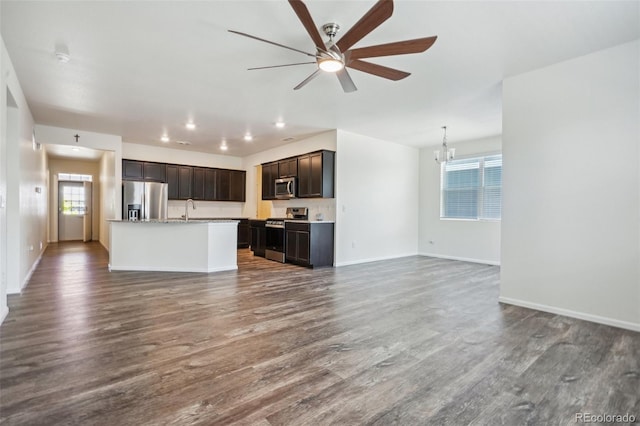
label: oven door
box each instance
[265,225,286,262]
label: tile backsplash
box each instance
[271,199,336,221]
[168,200,244,219]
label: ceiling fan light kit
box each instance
[229,0,437,93]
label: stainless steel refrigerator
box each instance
[122,181,168,221]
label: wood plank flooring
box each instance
[0,242,638,425]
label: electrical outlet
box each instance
[29,245,34,251]
[40,241,43,250]
[351,241,356,248]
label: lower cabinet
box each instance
[285,222,334,267]
[237,219,250,248]
[249,220,266,257]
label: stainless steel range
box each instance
[265,207,308,263]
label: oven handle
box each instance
[266,224,285,229]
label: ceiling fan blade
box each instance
[336,0,394,52]
[248,62,316,70]
[347,59,410,81]
[294,69,322,90]
[288,0,326,52]
[228,29,316,58]
[349,36,437,60]
[336,68,357,93]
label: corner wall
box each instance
[99,151,116,250]
[1,36,47,301]
[418,135,502,265]
[335,130,419,266]
[500,40,640,331]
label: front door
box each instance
[58,181,89,241]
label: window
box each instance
[58,173,92,182]
[61,185,86,215]
[441,154,502,220]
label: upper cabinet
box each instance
[297,150,335,198]
[229,170,246,202]
[124,159,245,202]
[261,162,279,200]
[261,150,335,200]
[123,160,166,182]
[166,165,193,200]
[278,158,298,178]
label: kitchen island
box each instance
[109,219,238,273]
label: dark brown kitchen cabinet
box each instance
[278,158,298,178]
[285,221,334,267]
[167,164,193,200]
[122,160,166,182]
[204,169,217,200]
[237,219,250,248]
[122,160,144,180]
[250,219,266,257]
[192,167,207,200]
[216,169,230,201]
[261,162,279,200]
[143,162,166,182]
[297,150,334,198]
[229,170,246,202]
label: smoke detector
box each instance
[54,43,70,63]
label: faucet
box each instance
[184,198,196,221]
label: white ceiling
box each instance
[2,1,638,158]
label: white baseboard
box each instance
[108,264,238,273]
[9,248,46,295]
[0,305,8,326]
[418,252,500,266]
[498,296,640,332]
[335,253,417,267]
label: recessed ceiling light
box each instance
[161,135,169,143]
[275,121,285,129]
[244,134,253,142]
[71,147,80,152]
[220,144,228,151]
[185,121,196,130]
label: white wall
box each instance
[1,36,47,300]
[47,158,100,242]
[99,150,116,250]
[241,130,337,220]
[418,135,502,265]
[501,40,640,331]
[0,34,6,322]
[335,130,419,266]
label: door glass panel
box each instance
[61,185,86,215]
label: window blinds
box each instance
[441,154,502,220]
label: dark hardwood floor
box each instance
[0,242,638,425]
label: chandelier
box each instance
[434,126,455,164]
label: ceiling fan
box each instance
[228,0,437,93]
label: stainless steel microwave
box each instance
[275,177,296,199]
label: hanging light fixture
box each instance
[434,126,455,163]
